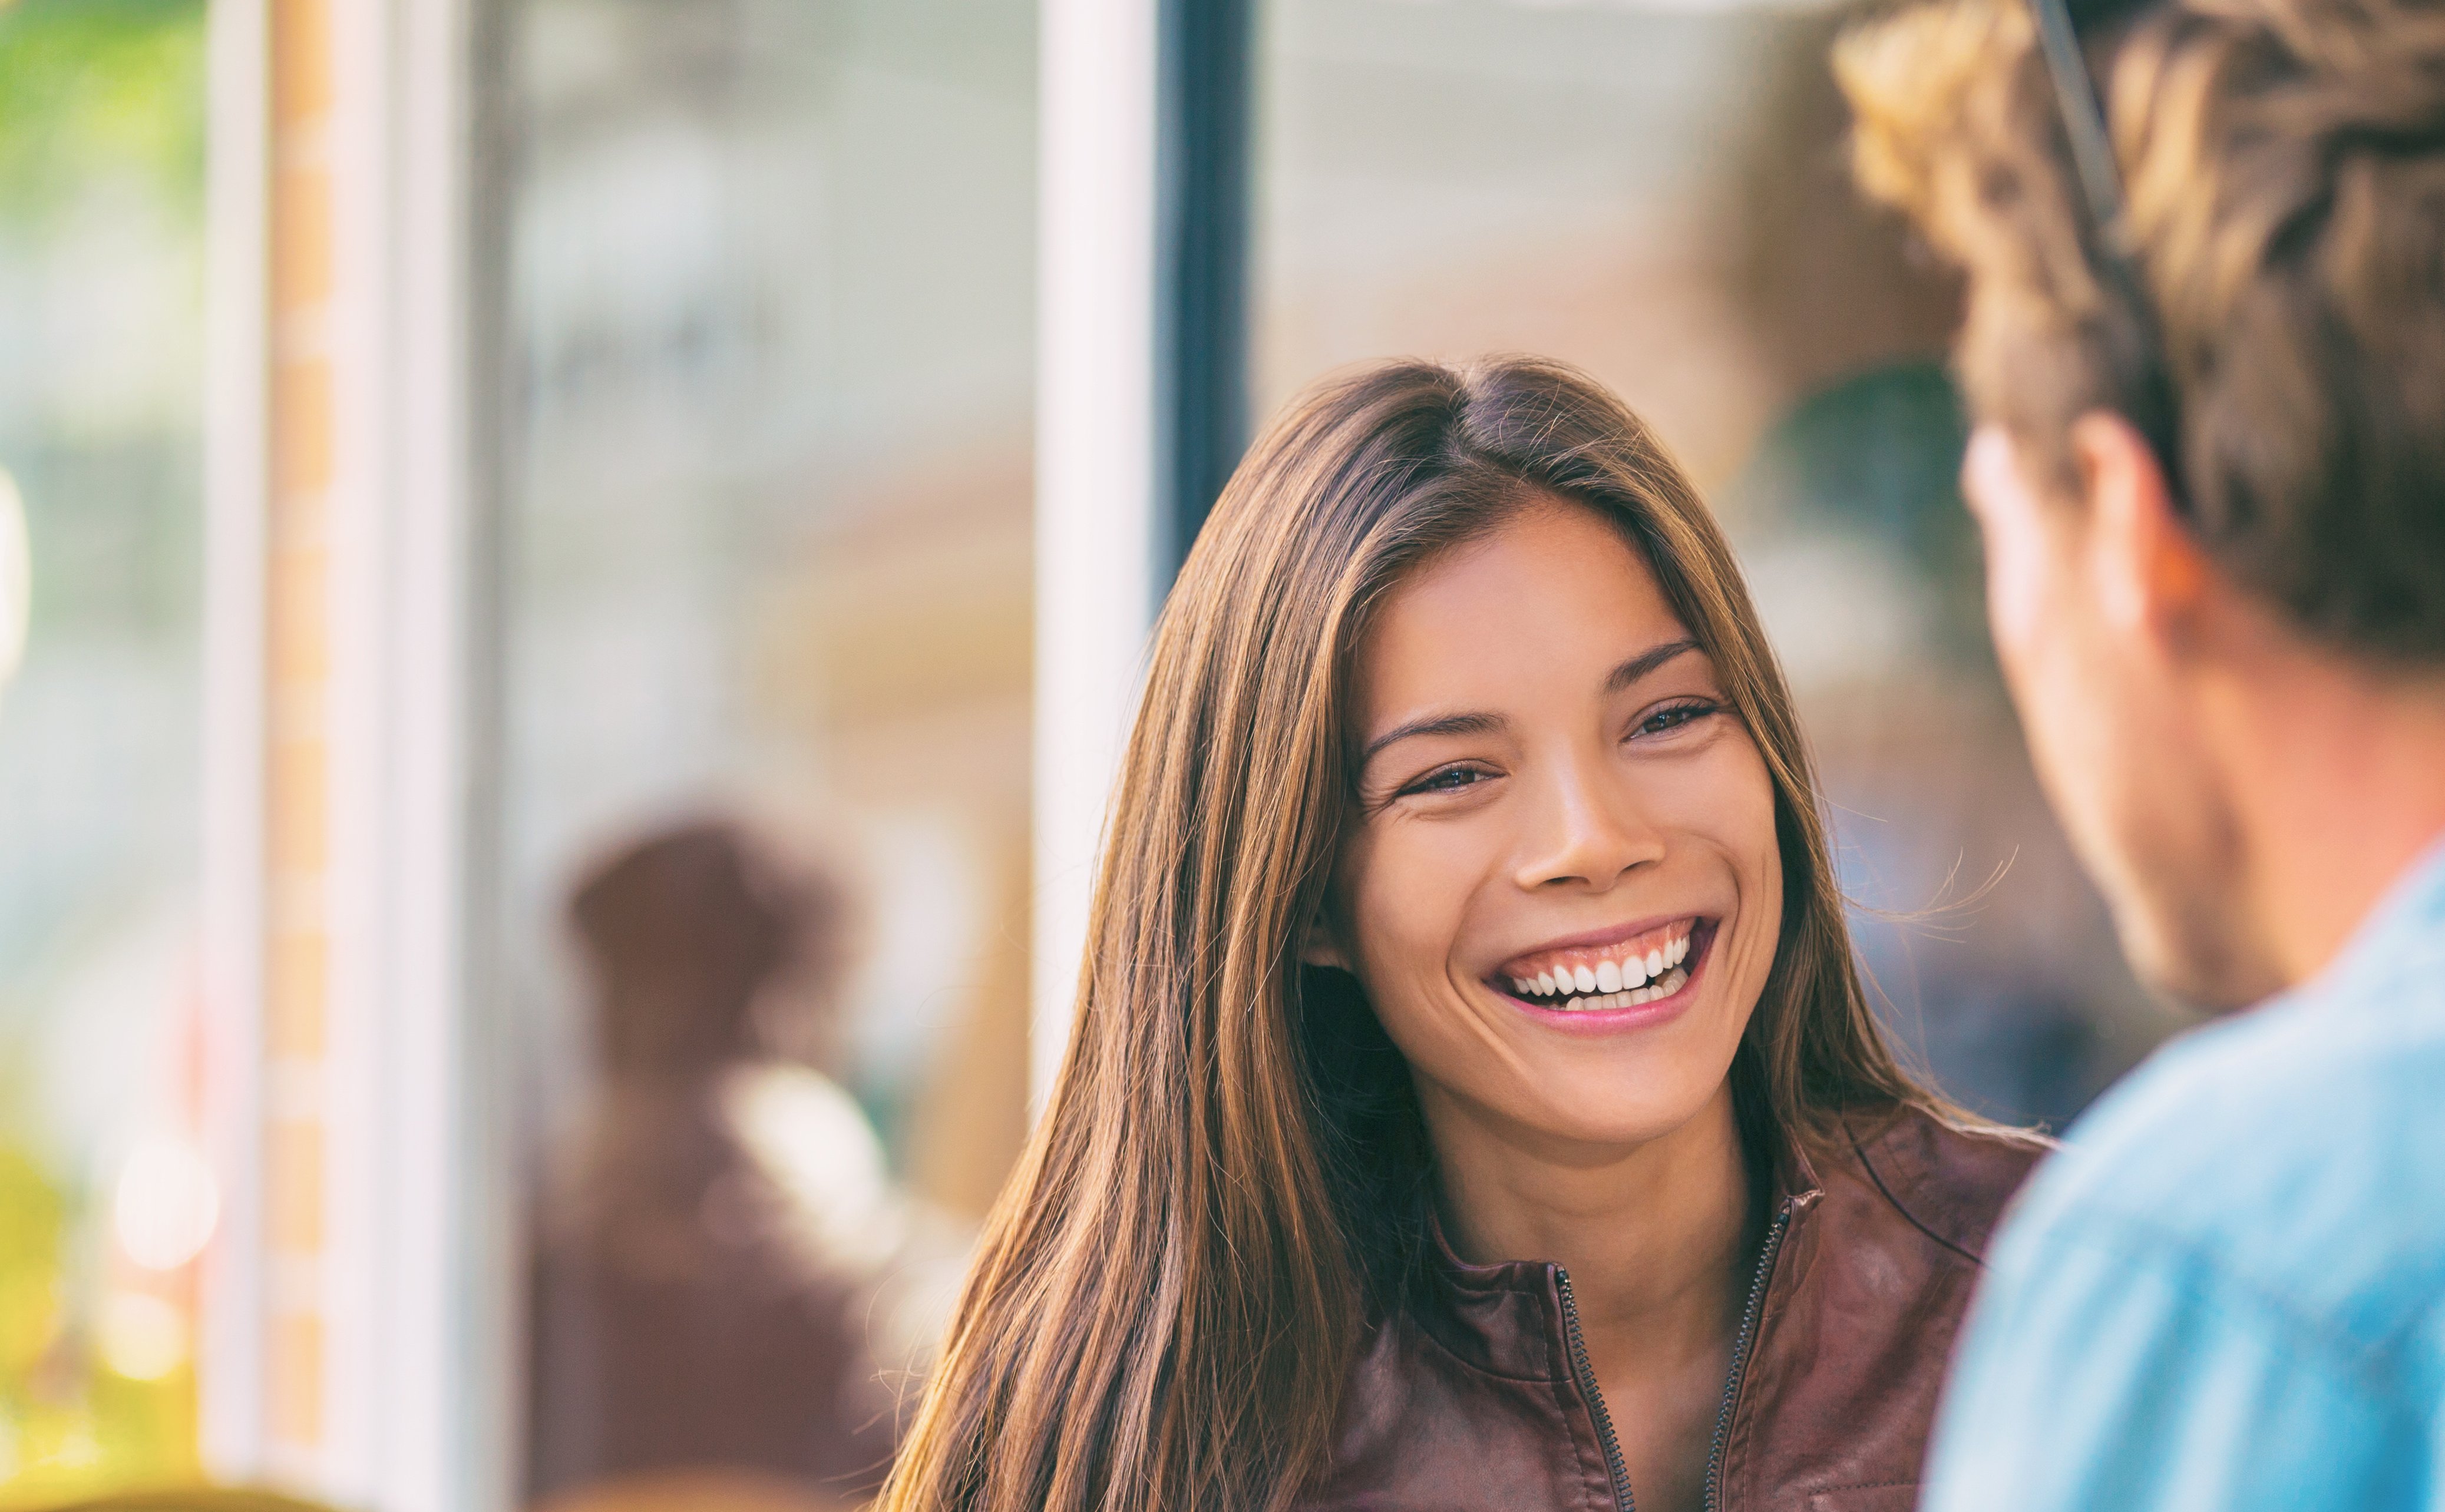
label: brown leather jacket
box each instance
[1299,1106,2045,1512]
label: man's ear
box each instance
[1297,904,1353,974]
[2070,411,2208,646]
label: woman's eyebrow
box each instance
[1358,711,1506,769]
[1355,640,1700,770]
[1604,637,1701,695]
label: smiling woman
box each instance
[882,357,2047,1512]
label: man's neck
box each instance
[2208,636,2445,987]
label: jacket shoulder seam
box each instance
[1845,1116,1991,1269]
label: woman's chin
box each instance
[1461,987,1749,1149]
[1493,1078,1733,1154]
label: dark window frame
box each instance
[1155,0,1256,589]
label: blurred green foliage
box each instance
[0,0,206,221]
[0,0,209,645]
[0,0,207,1500]
[0,1144,65,1384]
[0,1083,202,1512]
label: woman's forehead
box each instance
[1352,505,1698,719]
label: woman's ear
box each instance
[1298,905,1354,974]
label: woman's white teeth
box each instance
[1502,927,1700,1010]
[1529,964,1691,1013]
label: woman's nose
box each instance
[1512,761,1665,892]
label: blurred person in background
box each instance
[528,818,964,1511]
[1838,0,2445,1506]
[1719,27,2169,1134]
[882,358,2043,1512]
[1729,372,2118,1129]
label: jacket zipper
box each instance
[1700,1200,1795,1512]
[1555,1266,1635,1512]
[1554,1196,1796,1512]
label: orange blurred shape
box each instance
[28,1493,345,1511]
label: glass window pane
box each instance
[496,1,1035,1503]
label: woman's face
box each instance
[1314,499,1783,1153]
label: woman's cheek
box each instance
[1719,835,1783,1019]
[1349,829,1478,1025]
[1689,744,1783,1005]
[1362,863,1447,1000]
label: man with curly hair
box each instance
[1837,0,2445,1506]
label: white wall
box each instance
[1032,0,1167,1106]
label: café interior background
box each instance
[0,0,2183,1506]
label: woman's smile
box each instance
[1488,914,1719,1031]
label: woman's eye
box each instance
[1634,700,1720,738]
[1403,765,1491,796]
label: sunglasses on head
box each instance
[2021,0,2191,505]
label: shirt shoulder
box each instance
[1922,861,2445,1511]
[2008,949,2445,1377]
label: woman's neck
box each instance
[1428,1078,1759,1365]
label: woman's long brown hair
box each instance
[879,357,1947,1511]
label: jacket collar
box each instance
[1411,1114,1828,1379]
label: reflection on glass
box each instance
[528,821,968,1508]
[0,0,208,1497]
[498,1,1038,1503]
[1252,0,2178,1125]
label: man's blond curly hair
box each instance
[1836,0,2445,663]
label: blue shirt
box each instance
[1922,841,2445,1512]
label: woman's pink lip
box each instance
[1495,912,1707,975]
[1492,920,1715,1035]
